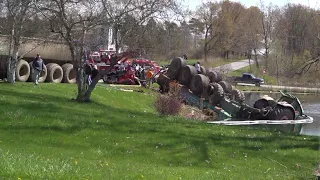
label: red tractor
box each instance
[87,49,161,85]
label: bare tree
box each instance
[35,0,111,101]
[2,0,33,84]
[100,0,182,53]
[260,2,279,68]
[243,6,263,68]
[192,2,221,62]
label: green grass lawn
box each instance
[0,82,319,179]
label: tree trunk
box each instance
[253,48,259,69]
[7,32,20,84]
[204,43,208,62]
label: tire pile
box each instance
[158,57,245,106]
[13,59,76,83]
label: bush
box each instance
[154,94,182,116]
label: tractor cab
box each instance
[277,90,304,117]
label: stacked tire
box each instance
[62,63,76,84]
[28,62,48,83]
[46,63,63,83]
[15,59,30,82]
[162,57,246,106]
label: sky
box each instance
[185,0,320,10]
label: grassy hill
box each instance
[0,83,319,179]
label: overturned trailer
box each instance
[157,57,313,133]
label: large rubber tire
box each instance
[62,63,76,83]
[208,82,224,105]
[178,65,196,87]
[268,107,294,120]
[166,57,187,80]
[218,81,232,94]
[46,63,63,83]
[200,66,207,75]
[230,89,245,103]
[157,73,171,93]
[28,62,47,83]
[15,59,30,82]
[0,56,7,79]
[207,70,222,83]
[253,99,269,109]
[190,74,210,96]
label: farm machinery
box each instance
[157,57,313,133]
[87,50,160,85]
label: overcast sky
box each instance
[185,0,320,10]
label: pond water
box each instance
[244,92,320,136]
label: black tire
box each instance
[208,82,224,105]
[28,62,47,83]
[218,81,232,94]
[62,63,76,83]
[46,63,63,83]
[207,84,215,96]
[0,56,7,79]
[230,89,245,103]
[190,74,210,96]
[15,59,30,82]
[166,57,187,80]
[253,99,269,109]
[207,70,222,83]
[200,66,207,75]
[268,106,294,120]
[157,74,171,93]
[178,65,196,87]
[255,82,261,87]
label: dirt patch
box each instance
[180,104,218,121]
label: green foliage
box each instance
[0,83,318,179]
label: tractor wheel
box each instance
[46,63,63,83]
[209,82,224,105]
[230,89,245,103]
[269,107,294,120]
[28,62,48,83]
[207,84,215,96]
[62,63,76,84]
[218,81,232,94]
[190,74,210,96]
[178,65,196,87]
[166,57,187,80]
[15,59,30,82]
[200,66,207,75]
[157,74,171,93]
[207,70,222,83]
[253,99,269,109]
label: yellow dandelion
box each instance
[75,160,78,165]
[105,162,109,166]
[18,178,22,180]
[141,175,144,179]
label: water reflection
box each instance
[244,92,320,136]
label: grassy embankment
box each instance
[0,82,319,179]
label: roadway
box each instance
[211,59,258,71]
